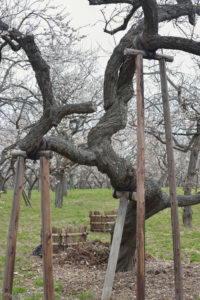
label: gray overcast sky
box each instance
[58,0,122,71]
[62,0,116,45]
[58,0,198,75]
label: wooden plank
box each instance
[11,150,52,159]
[3,156,25,300]
[124,48,174,62]
[101,193,128,300]
[90,222,115,225]
[40,156,54,300]
[64,232,88,237]
[63,242,87,246]
[159,58,183,300]
[90,214,117,218]
[136,54,146,300]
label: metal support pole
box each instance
[136,54,146,300]
[101,192,128,300]
[40,155,55,300]
[3,155,25,300]
[159,58,183,300]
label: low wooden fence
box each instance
[50,225,88,253]
[89,210,117,232]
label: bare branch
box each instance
[18,101,96,152]
[0,17,55,110]
[47,135,97,166]
[176,0,196,25]
[176,193,200,207]
[158,3,200,23]
[1,35,21,51]
[55,102,97,119]
[140,0,158,36]
[149,35,200,56]
[104,4,140,35]
[20,34,55,109]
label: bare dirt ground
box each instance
[31,241,200,300]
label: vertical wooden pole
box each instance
[159,58,183,300]
[136,53,145,300]
[40,156,54,300]
[3,156,25,300]
[101,193,128,300]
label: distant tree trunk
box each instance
[183,132,200,227]
[55,171,66,208]
[116,179,169,272]
[195,159,200,192]
[116,178,200,272]
[27,177,38,201]
[158,171,168,187]
[0,174,4,195]
[63,176,68,196]
[0,173,7,197]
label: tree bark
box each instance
[2,0,200,274]
[55,171,66,208]
[116,179,167,272]
[116,180,200,272]
[183,127,200,227]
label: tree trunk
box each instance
[28,177,38,201]
[182,132,200,227]
[63,176,68,196]
[116,179,168,272]
[55,172,66,208]
[0,173,7,195]
[182,206,193,228]
[158,171,168,187]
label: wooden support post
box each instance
[101,193,128,300]
[159,58,183,300]
[3,155,25,300]
[136,54,146,300]
[124,48,174,62]
[40,155,54,300]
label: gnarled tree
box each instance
[1,0,200,271]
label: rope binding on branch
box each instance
[113,188,135,201]
[26,137,48,162]
[135,34,156,59]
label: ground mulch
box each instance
[30,240,200,299]
[52,240,200,299]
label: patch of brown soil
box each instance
[26,241,200,299]
[51,241,200,299]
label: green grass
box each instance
[13,286,27,295]
[146,188,200,262]
[34,277,43,287]
[0,189,117,297]
[76,290,94,299]
[55,280,64,292]
[0,188,200,298]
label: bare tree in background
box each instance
[0,0,103,199]
[144,65,200,227]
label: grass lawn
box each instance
[0,188,200,298]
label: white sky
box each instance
[62,0,117,45]
[57,0,198,76]
[58,0,123,72]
